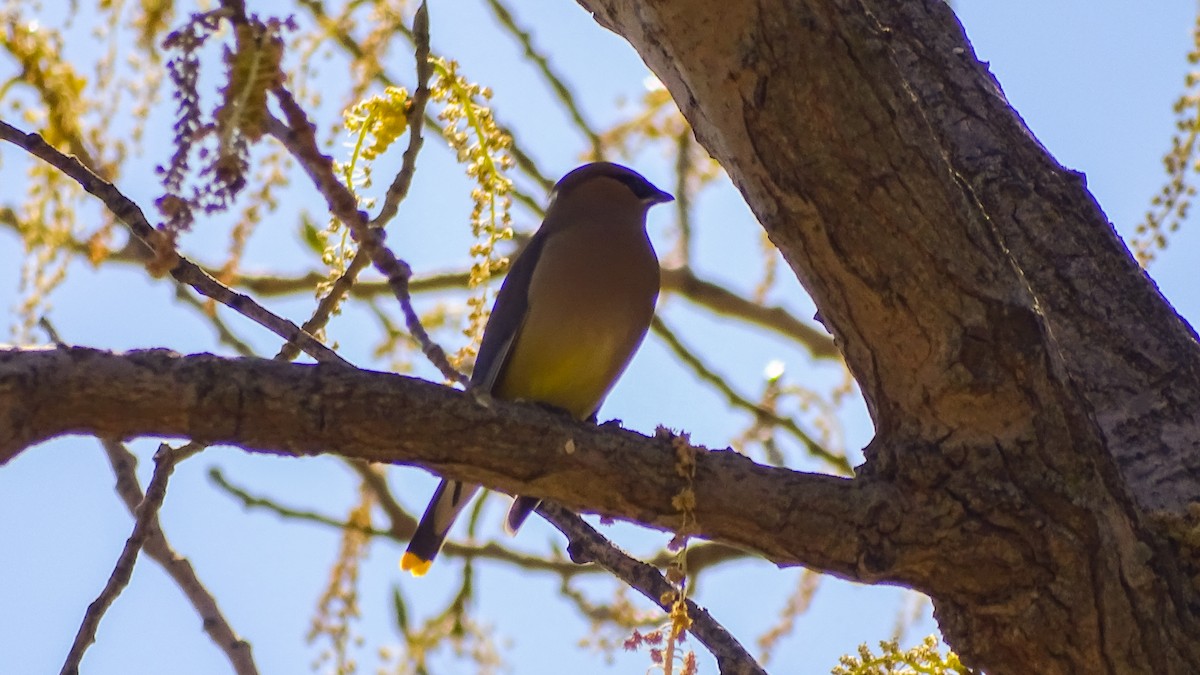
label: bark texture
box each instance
[572,0,1200,673]
[5,2,1200,673]
[0,346,893,576]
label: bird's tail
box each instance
[505,495,541,534]
[401,479,480,577]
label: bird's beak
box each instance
[647,187,674,205]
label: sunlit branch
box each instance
[538,502,768,675]
[267,84,466,384]
[484,0,605,160]
[60,441,204,675]
[651,316,852,474]
[101,441,258,675]
[0,119,348,367]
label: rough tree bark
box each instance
[571,0,1200,673]
[4,2,1200,674]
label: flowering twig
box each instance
[370,1,434,229]
[0,119,346,366]
[536,501,767,675]
[267,65,466,383]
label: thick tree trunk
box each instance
[573,0,1200,672]
[5,2,1200,672]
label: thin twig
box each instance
[238,264,837,357]
[173,286,257,357]
[537,502,768,675]
[662,266,838,359]
[209,467,599,575]
[276,0,433,363]
[265,5,460,384]
[275,247,371,362]
[210,466,396,536]
[101,441,259,675]
[0,119,347,367]
[672,131,694,264]
[37,317,66,346]
[370,1,433,229]
[484,0,604,160]
[210,463,746,577]
[60,442,205,675]
[345,459,416,533]
[0,211,838,359]
[652,315,852,474]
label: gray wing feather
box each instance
[470,231,550,391]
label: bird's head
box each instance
[546,162,674,214]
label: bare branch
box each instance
[538,503,767,675]
[210,464,749,577]
[172,286,258,357]
[0,207,837,359]
[484,0,604,160]
[0,346,907,584]
[672,130,694,264]
[211,466,605,575]
[275,248,371,362]
[661,266,837,359]
[651,316,851,474]
[0,119,346,367]
[60,441,202,675]
[101,441,258,675]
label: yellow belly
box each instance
[494,321,635,418]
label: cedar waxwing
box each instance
[401,162,673,577]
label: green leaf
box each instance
[300,214,324,255]
[391,584,409,635]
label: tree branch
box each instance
[266,85,466,384]
[538,503,767,675]
[0,119,345,367]
[572,1,1200,671]
[0,345,901,583]
[369,0,433,229]
[101,441,258,675]
[60,441,202,675]
[651,316,848,472]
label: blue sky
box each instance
[1,2,1197,674]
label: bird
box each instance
[401,161,673,577]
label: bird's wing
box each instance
[470,230,550,392]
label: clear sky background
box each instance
[2,2,1198,674]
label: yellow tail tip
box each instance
[400,552,433,577]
